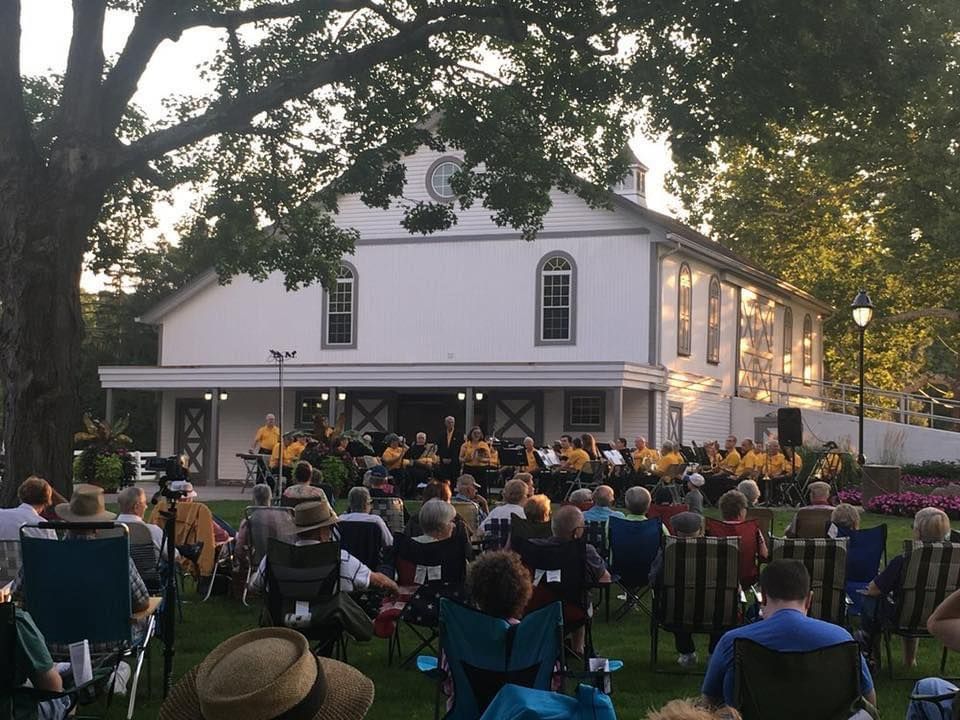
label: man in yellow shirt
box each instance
[734,438,760,478]
[251,413,280,455]
[522,437,540,475]
[653,441,685,477]
[718,435,741,474]
[632,436,660,473]
[761,440,789,478]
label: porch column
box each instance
[612,387,623,442]
[208,389,220,485]
[465,387,474,430]
[105,388,114,425]
[328,387,337,427]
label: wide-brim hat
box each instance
[294,500,339,534]
[687,473,705,488]
[170,480,198,499]
[159,627,374,720]
[56,483,116,522]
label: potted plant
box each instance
[73,414,137,492]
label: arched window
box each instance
[783,307,793,379]
[322,263,357,348]
[677,263,692,356]
[706,275,721,364]
[536,253,576,344]
[802,313,813,386]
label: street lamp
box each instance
[851,289,874,465]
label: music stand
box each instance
[498,446,526,468]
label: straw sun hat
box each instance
[55,483,116,522]
[294,500,339,534]
[160,628,374,720]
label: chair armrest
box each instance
[909,692,957,703]
[131,596,163,622]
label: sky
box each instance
[19,2,679,291]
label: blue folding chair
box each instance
[478,683,617,720]
[417,599,564,720]
[20,523,158,720]
[607,517,663,621]
[837,524,887,617]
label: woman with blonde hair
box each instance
[523,494,551,524]
[646,699,741,720]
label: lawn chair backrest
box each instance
[745,508,774,546]
[584,520,609,559]
[244,506,296,567]
[794,507,834,539]
[890,541,960,633]
[734,638,862,720]
[370,497,406,534]
[706,518,761,587]
[337,521,383,571]
[452,502,479,535]
[20,525,132,645]
[264,539,340,625]
[0,602,17,696]
[149,500,216,576]
[0,540,22,584]
[658,536,740,633]
[440,599,563,720]
[126,522,161,594]
[510,516,552,542]
[837,524,887,584]
[511,536,588,618]
[394,534,467,587]
[769,538,848,625]
[483,518,512,551]
[647,504,689,534]
[607,516,662,588]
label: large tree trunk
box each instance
[0,172,96,504]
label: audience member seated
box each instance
[701,559,875,712]
[282,461,328,503]
[4,607,74,720]
[116,485,165,553]
[234,483,273,563]
[568,488,594,512]
[646,699,741,720]
[452,474,489,522]
[907,587,960,719]
[339,487,394,548]
[364,466,396,497]
[513,472,535,499]
[736,480,760,508]
[684,473,705,515]
[717,490,768,559]
[470,550,533,621]
[523,494,552,525]
[583,485,624,523]
[159,627,374,720]
[784,481,833,537]
[411,499,458,547]
[623,487,669,536]
[171,480,234,544]
[0,476,57,540]
[478,479,528,535]
[529,505,611,654]
[250,500,398,595]
[827,502,860,538]
[649,512,714,668]
[858,506,951,669]
[404,485,474,562]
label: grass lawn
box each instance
[89,501,953,719]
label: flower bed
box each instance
[865,491,960,520]
[837,488,862,506]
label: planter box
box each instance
[861,464,901,503]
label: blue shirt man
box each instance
[582,485,624,524]
[702,559,876,711]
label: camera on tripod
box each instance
[145,455,190,504]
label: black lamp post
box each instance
[851,290,874,465]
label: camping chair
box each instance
[148,500,232,601]
[478,684,617,720]
[0,602,113,720]
[651,536,741,673]
[745,507,775,548]
[647,504,689,534]
[417,599,565,720]
[241,505,296,606]
[837,524,887,617]
[583,521,609,561]
[20,523,161,720]
[0,540,22,585]
[769,538,849,626]
[734,638,870,720]
[337,521,385,572]
[370,497,406,535]
[882,541,960,679]
[264,538,348,660]
[126,523,162,595]
[512,536,595,669]
[482,517,512,552]
[563,461,604,501]
[705,518,763,589]
[793,507,835,539]
[606,517,663,621]
[386,534,468,668]
[451,502,480,536]
[510,516,552,542]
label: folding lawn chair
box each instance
[606,517,662,621]
[241,505,296,606]
[769,537,848,626]
[370,497,406,535]
[510,516,552,542]
[706,518,762,589]
[646,504,689,534]
[836,524,886,617]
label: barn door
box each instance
[491,393,543,444]
[346,395,392,434]
[175,398,210,483]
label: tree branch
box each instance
[60,0,107,133]
[114,17,515,174]
[879,308,960,324]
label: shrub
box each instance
[72,414,136,491]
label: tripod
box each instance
[158,493,180,698]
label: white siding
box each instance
[541,389,617,444]
[621,389,651,442]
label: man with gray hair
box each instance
[568,488,594,511]
[338,486,393,547]
[437,415,462,481]
[583,485,624,523]
[116,485,164,552]
[623,486,668,535]
[479,478,527,534]
[453,474,489,522]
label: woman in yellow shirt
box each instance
[460,427,492,466]
[381,434,407,471]
[562,438,591,472]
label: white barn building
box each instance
[99,144,836,484]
